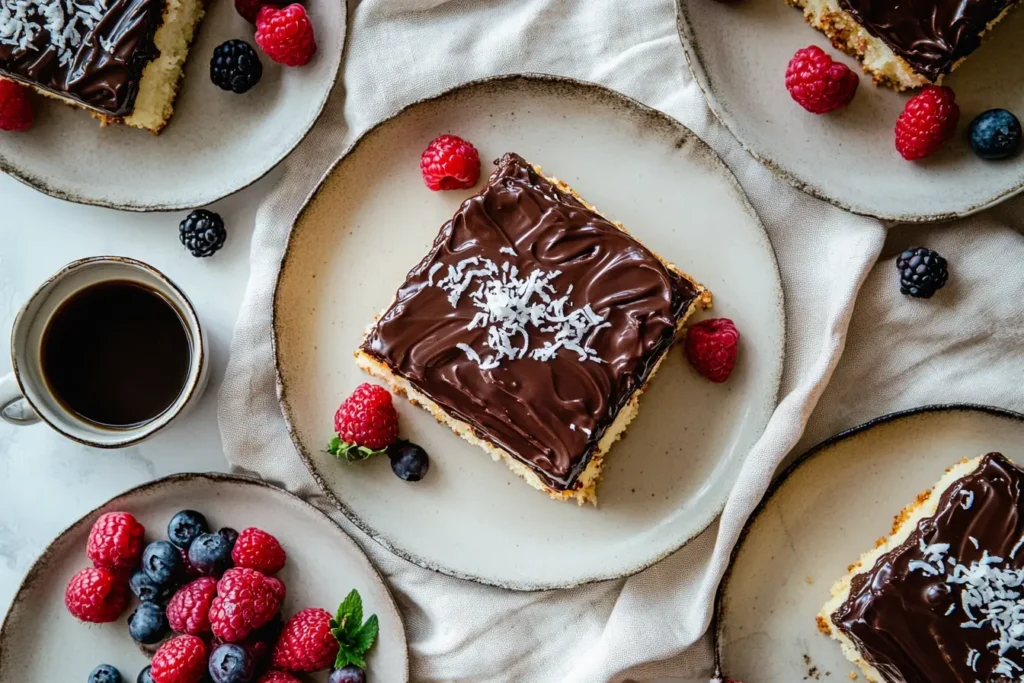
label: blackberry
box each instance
[210,40,263,94]
[179,209,227,258]
[969,109,1022,160]
[897,247,948,299]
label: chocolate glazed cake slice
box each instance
[787,0,1019,89]
[0,0,207,132]
[818,453,1024,682]
[356,153,711,504]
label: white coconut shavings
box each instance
[971,536,980,549]
[433,256,611,370]
[962,489,975,510]
[581,427,592,437]
[1012,536,1024,561]
[499,246,516,256]
[907,540,1024,677]
[1,0,113,68]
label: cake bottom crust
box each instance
[817,456,984,682]
[787,0,1016,90]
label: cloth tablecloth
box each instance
[215,0,992,679]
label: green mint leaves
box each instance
[330,589,380,670]
[328,436,386,463]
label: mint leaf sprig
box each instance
[330,589,380,670]
[328,436,387,463]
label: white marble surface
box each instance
[0,167,279,617]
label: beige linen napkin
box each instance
[219,0,886,680]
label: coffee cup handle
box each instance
[0,372,40,426]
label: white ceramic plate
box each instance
[0,0,344,211]
[273,75,785,590]
[715,405,1024,681]
[0,473,408,682]
[676,0,1024,222]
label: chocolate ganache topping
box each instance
[361,153,700,490]
[838,0,1016,81]
[0,0,164,116]
[833,453,1024,683]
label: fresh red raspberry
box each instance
[64,566,128,623]
[87,511,146,570]
[0,78,33,132]
[264,575,286,602]
[258,673,301,683]
[895,85,960,160]
[232,613,284,671]
[235,0,270,23]
[255,4,316,66]
[332,383,399,453]
[271,607,339,672]
[785,45,859,114]
[232,527,286,575]
[209,567,283,642]
[151,635,208,683]
[166,577,217,635]
[420,134,481,191]
[685,318,740,383]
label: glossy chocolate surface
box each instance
[833,452,1024,683]
[361,153,701,490]
[0,0,164,116]
[838,0,1016,81]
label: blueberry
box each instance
[969,108,1022,160]
[137,667,154,683]
[128,601,169,645]
[188,532,233,577]
[167,510,209,549]
[130,570,171,603]
[89,664,122,683]
[208,644,253,683]
[142,541,183,586]
[387,440,430,482]
[217,527,239,551]
[329,666,366,683]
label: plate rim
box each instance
[0,471,410,681]
[0,5,346,213]
[272,72,787,591]
[711,402,1024,679]
[673,0,1024,224]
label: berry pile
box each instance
[68,508,379,683]
[328,383,431,482]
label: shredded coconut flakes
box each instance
[1,0,114,68]
[433,256,610,370]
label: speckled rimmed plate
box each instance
[0,473,408,682]
[273,74,785,590]
[676,0,1024,222]
[0,0,344,211]
[714,404,1024,681]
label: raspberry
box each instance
[166,577,217,635]
[785,46,858,114]
[258,673,302,683]
[209,567,283,642]
[0,78,33,132]
[265,575,287,602]
[255,4,316,67]
[65,566,128,623]
[271,608,339,672]
[420,134,481,191]
[151,635,208,683]
[87,511,146,570]
[329,383,399,460]
[232,527,286,575]
[684,318,740,383]
[895,85,960,160]
[235,0,268,23]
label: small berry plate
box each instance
[273,75,786,590]
[0,473,408,682]
[676,0,1024,222]
[714,405,1024,681]
[0,0,343,211]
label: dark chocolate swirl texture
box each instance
[833,452,1024,683]
[0,0,164,116]
[361,153,701,490]
[839,0,1017,81]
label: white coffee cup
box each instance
[0,256,209,447]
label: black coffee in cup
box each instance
[40,280,192,428]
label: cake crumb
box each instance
[849,673,857,680]
[806,576,814,584]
